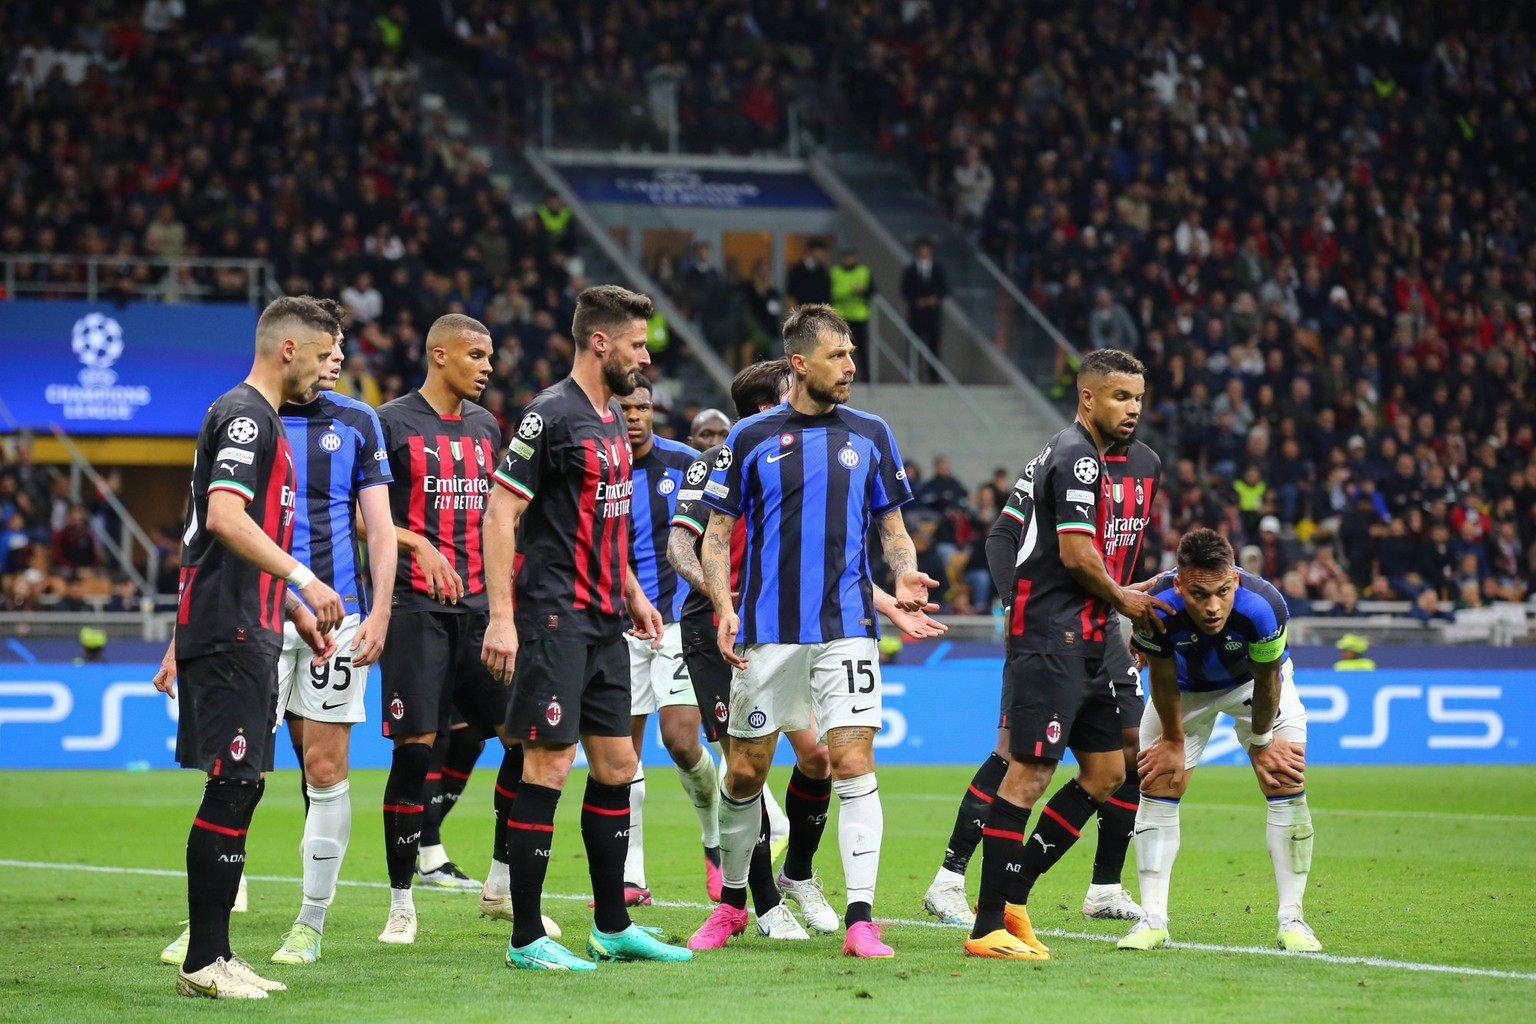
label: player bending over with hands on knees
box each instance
[1120,528,1318,953]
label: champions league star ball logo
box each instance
[517,412,543,440]
[72,313,124,377]
[686,462,708,486]
[1074,457,1100,484]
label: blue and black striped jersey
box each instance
[1131,568,1290,692]
[279,391,392,614]
[702,402,911,645]
[630,435,699,623]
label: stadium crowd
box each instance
[3,0,1535,621]
[835,0,1536,614]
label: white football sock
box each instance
[484,858,510,898]
[834,773,882,909]
[417,843,448,873]
[1266,792,1313,921]
[297,780,350,934]
[718,785,762,889]
[389,887,414,915]
[1133,796,1181,927]
[623,767,647,887]
[676,746,720,848]
[931,865,967,890]
[763,782,789,841]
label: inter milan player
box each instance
[963,348,1172,960]
[924,418,1160,927]
[1119,529,1319,953]
[481,285,692,970]
[612,384,717,906]
[152,296,344,999]
[263,304,398,962]
[688,305,934,959]
[371,314,527,945]
[673,359,944,945]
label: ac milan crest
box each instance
[1045,720,1062,745]
[229,734,248,761]
[545,700,563,727]
[389,697,405,720]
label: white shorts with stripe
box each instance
[1138,657,1306,768]
[730,637,883,743]
[626,622,694,716]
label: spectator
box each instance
[785,239,831,309]
[51,504,98,571]
[829,247,873,358]
[341,271,384,326]
[900,237,947,360]
[952,145,994,226]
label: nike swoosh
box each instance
[1132,827,1152,835]
[179,975,216,996]
[851,849,875,857]
[311,855,339,861]
[850,705,874,714]
[667,687,690,695]
[321,702,347,710]
[765,451,794,463]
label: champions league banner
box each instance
[0,301,257,435]
[0,663,1529,770]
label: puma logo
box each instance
[1032,835,1056,853]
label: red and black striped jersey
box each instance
[493,377,633,642]
[376,391,500,614]
[176,383,296,658]
[996,421,1117,656]
[1100,439,1161,588]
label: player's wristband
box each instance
[286,564,316,590]
[1249,729,1275,750]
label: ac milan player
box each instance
[924,429,1161,928]
[481,285,692,970]
[670,359,945,945]
[371,313,528,946]
[963,348,1172,960]
[151,296,345,999]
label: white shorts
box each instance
[1138,658,1307,769]
[730,637,883,743]
[626,623,694,716]
[275,613,369,725]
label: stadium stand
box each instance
[3,0,1534,629]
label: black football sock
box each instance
[418,731,447,849]
[746,797,778,916]
[291,739,309,815]
[781,767,831,880]
[382,742,431,889]
[1012,779,1100,906]
[493,743,524,865]
[1092,777,1141,886]
[582,778,633,934]
[183,779,259,972]
[508,782,561,947]
[437,728,481,831]
[971,797,1030,939]
[942,752,1008,875]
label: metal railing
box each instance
[866,295,990,430]
[0,610,171,643]
[49,426,163,602]
[534,79,804,158]
[1,254,280,306]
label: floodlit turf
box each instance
[2,764,1533,1022]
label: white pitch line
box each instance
[5,858,1535,982]
[893,794,1536,823]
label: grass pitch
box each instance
[2,764,1532,1023]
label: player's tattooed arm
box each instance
[700,511,737,614]
[875,508,933,612]
[667,526,706,592]
[1248,657,1281,738]
[1246,657,1305,789]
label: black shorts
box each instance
[999,651,1121,759]
[506,637,630,745]
[1103,634,1146,731]
[176,647,280,781]
[683,619,731,743]
[378,610,510,739]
